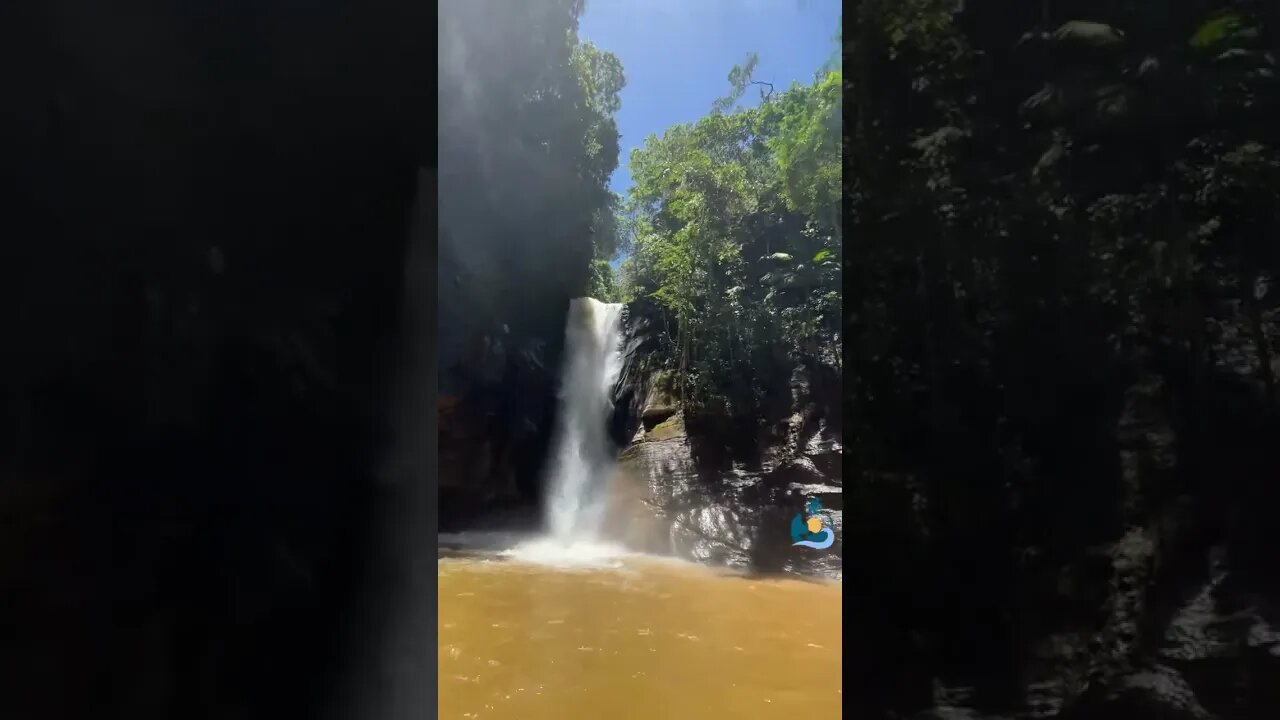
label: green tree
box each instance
[438,0,625,352]
[622,50,842,413]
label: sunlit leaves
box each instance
[620,43,842,412]
[771,71,843,228]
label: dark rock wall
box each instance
[856,319,1280,719]
[606,298,845,580]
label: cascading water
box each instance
[543,297,626,541]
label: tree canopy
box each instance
[438,0,626,385]
[619,54,843,417]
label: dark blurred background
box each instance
[0,2,432,717]
[845,1,1280,717]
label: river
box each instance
[438,548,842,719]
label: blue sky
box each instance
[579,0,841,199]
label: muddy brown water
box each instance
[438,551,842,719]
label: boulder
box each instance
[640,371,680,430]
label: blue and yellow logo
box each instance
[790,497,834,549]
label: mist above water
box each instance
[543,297,626,543]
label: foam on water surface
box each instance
[501,538,634,569]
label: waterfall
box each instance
[544,297,626,541]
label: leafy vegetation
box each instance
[616,54,843,416]
[438,0,626,371]
[843,0,1280,711]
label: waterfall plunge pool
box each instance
[438,297,843,718]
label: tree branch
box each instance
[749,80,775,102]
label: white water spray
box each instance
[543,297,626,542]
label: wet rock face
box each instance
[607,408,843,581]
[920,542,1280,720]
[438,328,561,529]
[889,324,1280,720]
[1150,548,1280,719]
[1063,664,1213,720]
[609,297,665,446]
[639,373,679,431]
[605,301,844,581]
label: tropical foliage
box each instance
[618,54,843,415]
